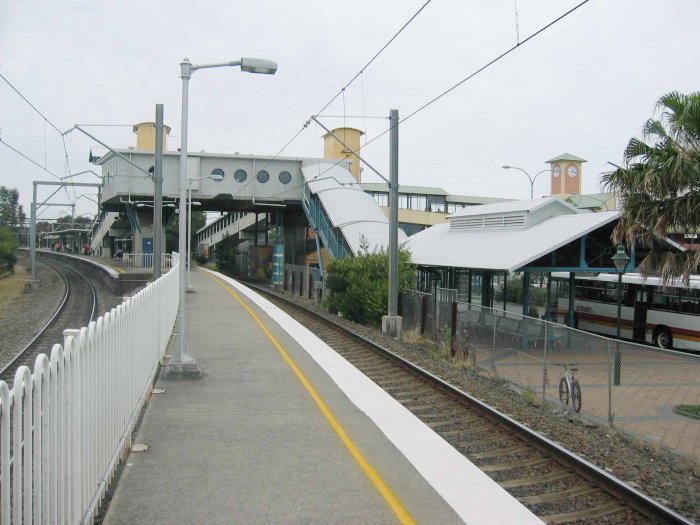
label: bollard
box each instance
[420,295,428,335]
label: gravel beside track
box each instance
[266,285,699,523]
[0,255,122,372]
[0,257,64,369]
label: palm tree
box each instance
[601,91,700,283]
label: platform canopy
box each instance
[407,197,620,273]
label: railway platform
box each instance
[102,269,542,525]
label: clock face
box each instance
[552,165,561,178]
[567,165,578,177]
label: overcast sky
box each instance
[1,0,699,219]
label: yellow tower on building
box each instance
[323,127,364,182]
[133,122,171,151]
[547,153,586,196]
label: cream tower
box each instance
[323,127,364,182]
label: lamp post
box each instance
[186,170,224,291]
[169,56,277,372]
[501,165,550,199]
[611,244,630,385]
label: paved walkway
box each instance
[473,345,700,462]
[103,270,542,525]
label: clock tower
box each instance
[546,153,586,196]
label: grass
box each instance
[672,404,700,420]
[0,266,28,319]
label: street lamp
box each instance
[611,244,630,385]
[501,165,551,199]
[186,169,224,292]
[169,56,277,372]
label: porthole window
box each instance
[211,168,225,181]
[279,171,291,184]
[257,170,270,183]
[234,169,247,182]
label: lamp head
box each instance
[240,57,277,75]
[611,244,630,273]
[502,165,511,169]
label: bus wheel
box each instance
[654,327,673,349]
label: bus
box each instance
[552,272,700,352]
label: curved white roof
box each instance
[302,162,407,255]
[407,210,620,272]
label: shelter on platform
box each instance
[406,197,628,323]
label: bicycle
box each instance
[557,363,582,412]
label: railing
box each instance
[402,288,700,459]
[0,254,180,523]
[302,191,349,259]
[121,252,173,271]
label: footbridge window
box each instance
[279,171,291,184]
[257,170,270,183]
[234,169,247,182]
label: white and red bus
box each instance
[552,272,700,352]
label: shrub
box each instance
[323,239,413,325]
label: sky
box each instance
[1,0,699,219]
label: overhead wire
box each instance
[0,71,75,202]
[360,0,592,152]
[249,0,433,183]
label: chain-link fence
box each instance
[401,288,700,460]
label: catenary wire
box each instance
[361,0,591,151]
[247,0,433,186]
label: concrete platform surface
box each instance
[103,269,542,525]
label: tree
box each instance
[324,239,414,325]
[601,91,700,282]
[0,226,18,272]
[0,186,26,234]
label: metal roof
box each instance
[303,162,407,255]
[449,197,576,218]
[566,193,615,210]
[446,195,514,205]
[407,210,620,272]
[546,152,588,163]
[361,183,449,196]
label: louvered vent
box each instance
[465,218,484,230]
[450,217,467,231]
[450,213,527,231]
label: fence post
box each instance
[291,271,295,294]
[420,295,428,335]
[607,339,613,426]
[299,271,303,297]
[308,273,313,300]
[543,322,549,405]
[284,269,288,291]
[492,310,497,351]
[450,301,457,357]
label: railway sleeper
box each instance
[540,501,627,524]
[478,455,549,472]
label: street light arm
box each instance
[531,168,551,185]
[190,61,242,72]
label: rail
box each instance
[0,254,180,524]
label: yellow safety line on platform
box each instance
[205,273,416,525]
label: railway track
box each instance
[0,258,97,386]
[249,283,693,525]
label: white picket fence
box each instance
[0,253,180,524]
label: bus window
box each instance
[679,289,700,314]
[653,290,679,312]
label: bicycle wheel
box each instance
[559,377,569,405]
[572,381,582,412]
